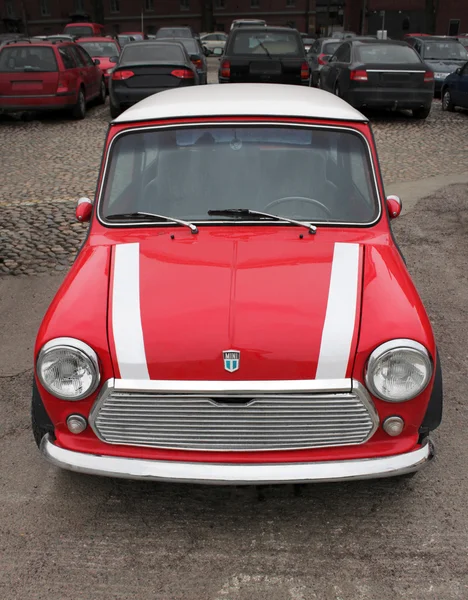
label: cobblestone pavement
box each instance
[1,96,467,276]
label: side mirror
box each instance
[94,58,101,65]
[109,56,118,63]
[212,47,223,56]
[76,197,93,222]
[386,195,402,219]
[456,67,462,75]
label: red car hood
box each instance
[107,231,364,381]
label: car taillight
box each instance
[350,69,368,81]
[424,70,434,82]
[220,60,231,79]
[171,69,195,79]
[56,76,69,94]
[191,58,203,69]
[317,53,328,65]
[112,70,134,80]
[300,61,310,80]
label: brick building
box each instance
[1,0,467,37]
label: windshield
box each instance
[357,44,420,63]
[0,46,57,72]
[100,125,379,226]
[422,41,468,60]
[65,26,93,36]
[156,28,192,38]
[121,44,185,63]
[232,31,301,56]
[79,41,119,57]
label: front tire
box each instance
[442,88,455,112]
[412,106,431,119]
[72,88,86,120]
[96,78,106,105]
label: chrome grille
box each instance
[90,380,378,451]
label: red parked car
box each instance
[33,84,442,484]
[64,22,105,37]
[77,37,121,89]
[0,39,105,118]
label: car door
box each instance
[68,45,92,99]
[457,61,468,106]
[76,45,100,97]
[324,43,349,93]
[320,51,336,91]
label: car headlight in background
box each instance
[365,339,432,402]
[37,338,100,400]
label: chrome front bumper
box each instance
[40,435,433,485]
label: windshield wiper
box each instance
[255,39,272,59]
[207,208,316,234]
[106,211,198,233]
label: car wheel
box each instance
[72,87,86,120]
[442,88,455,112]
[412,106,431,119]
[97,78,106,105]
[110,102,121,119]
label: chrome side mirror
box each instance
[386,195,402,219]
[76,197,93,222]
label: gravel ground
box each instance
[1,90,467,277]
[1,183,468,599]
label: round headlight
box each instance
[37,338,100,400]
[366,339,432,402]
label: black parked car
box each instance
[319,39,434,119]
[441,61,468,112]
[109,41,199,119]
[158,37,208,84]
[219,26,309,85]
[406,36,468,95]
[307,38,343,87]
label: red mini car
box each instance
[33,84,442,484]
[0,39,105,118]
[77,37,121,89]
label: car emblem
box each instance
[223,350,240,372]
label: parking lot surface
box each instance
[1,74,468,599]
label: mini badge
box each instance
[223,350,240,372]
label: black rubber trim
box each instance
[32,378,55,438]
[419,349,443,437]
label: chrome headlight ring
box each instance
[365,339,432,402]
[36,337,100,401]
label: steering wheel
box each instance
[263,196,332,219]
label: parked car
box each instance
[219,26,309,85]
[121,31,148,41]
[117,34,136,48]
[77,37,121,90]
[307,37,343,87]
[406,35,468,94]
[0,39,105,118]
[63,22,105,37]
[456,35,468,50]
[158,37,208,84]
[33,83,442,484]
[441,61,468,111]
[230,19,267,31]
[319,39,434,119]
[200,32,228,52]
[155,27,196,40]
[109,40,199,118]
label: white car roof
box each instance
[113,84,367,124]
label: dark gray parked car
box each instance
[307,38,343,87]
[158,37,208,84]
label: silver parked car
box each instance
[307,38,343,87]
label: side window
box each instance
[58,47,76,69]
[77,46,94,67]
[414,41,422,55]
[68,45,86,67]
[336,43,350,63]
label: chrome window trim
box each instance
[88,378,379,450]
[366,69,426,73]
[36,337,100,401]
[96,121,382,229]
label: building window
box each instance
[145,0,154,10]
[215,0,225,8]
[286,0,295,6]
[448,19,460,36]
[110,0,120,13]
[250,0,259,7]
[6,0,15,18]
[40,0,50,16]
[180,0,189,10]
[74,0,85,12]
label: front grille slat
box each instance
[91,383,378,451]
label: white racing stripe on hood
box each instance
[315,242,360,379]
[112,243,149,380]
